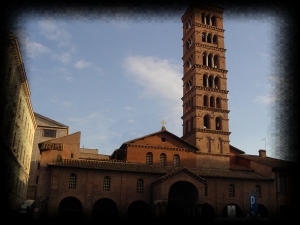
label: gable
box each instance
[35,112,68,128]
[124,128,198,151]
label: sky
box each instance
[13,5,282,159]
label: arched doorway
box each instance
[222,204,243,218]
[92,198,118,219]
[201,203,215,221]
[258,204,269,218]
[58,196,83,220]
[166,181,200,220]
[127,200,151,219]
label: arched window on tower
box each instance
[216,117,222,130]
[214,76,220,89]
[208,54,213,67]
[207,33,212,43]
[206,15,211,25]
[202,13,206,24]
[211,16,216,26]
[146,152,153,165]
[202,32,206,42]
[203,74,208,86]
[173,154,180,167]
[203,95,208,107]
[216,97,221,108]
[210,96,215,107]
[208,75,214,87]
[204,114,210,129]
[160,153,167,166]
[214,55,219,68]
[213,35,218,44]
[202,53,207,66]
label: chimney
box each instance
[258,149,266,157]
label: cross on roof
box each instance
[161,120,166,128]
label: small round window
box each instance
[161,137,166,142]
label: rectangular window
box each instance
[36,176,39,184]
[279,176,287,192]
[43,129,57,138]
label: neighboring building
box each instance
[27,112,69,201]
[33,4,296,222]
[0,33,36,217]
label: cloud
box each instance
[124,56,182,101]
[254,95,278,104]
[125,106,135,111]
[75,59,92,69]
[38,19,72,47]
[123,55,182,135]
[24,39,51,58]
[54,52,72,64]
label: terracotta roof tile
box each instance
[48,159,174,174]
[48,159,272,181]
[238,154,297,169]
[189,168,272,180]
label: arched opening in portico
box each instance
[166,181,200,220]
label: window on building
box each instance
[255,185,261,198]
[173,154,180,167]
[136,178,144,193]
[69,173,77,189]
[146,152,153,165]
[37,162,40,170]
[204,183,208,196]
[35,176,39,184]
[279,176,287,192]
[160,153,167,166]
[229,184,235,197]
[103,176,111,191]
[43,129,57,138]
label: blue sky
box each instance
[14,6,281,159]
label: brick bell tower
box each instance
[181,4,231,167]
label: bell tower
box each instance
[181,4,231,167]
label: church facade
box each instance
[33,4,296,222]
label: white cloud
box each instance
[124,55,182,101]
[24,39,51,58]
[254,95,278,104]
[38,19,72,47]
[75,59,92,69]
[54,52,72,64]
[123,55,182,135]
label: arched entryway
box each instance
[201,203,215,221]
[258,204,268,218]
[92,198,118,219]
[166,181,200,220]
[127,200,151,219]
[222,204,243,218]
[58,196,83,220]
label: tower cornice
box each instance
[181,106,230,119]
[194,22,225,32]
[181,128,231,139]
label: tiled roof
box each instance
[48,159,175,174]
[189,168,272,180]
[237,154,296,169]
[48,159,272,181]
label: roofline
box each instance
[34,112,69,128]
